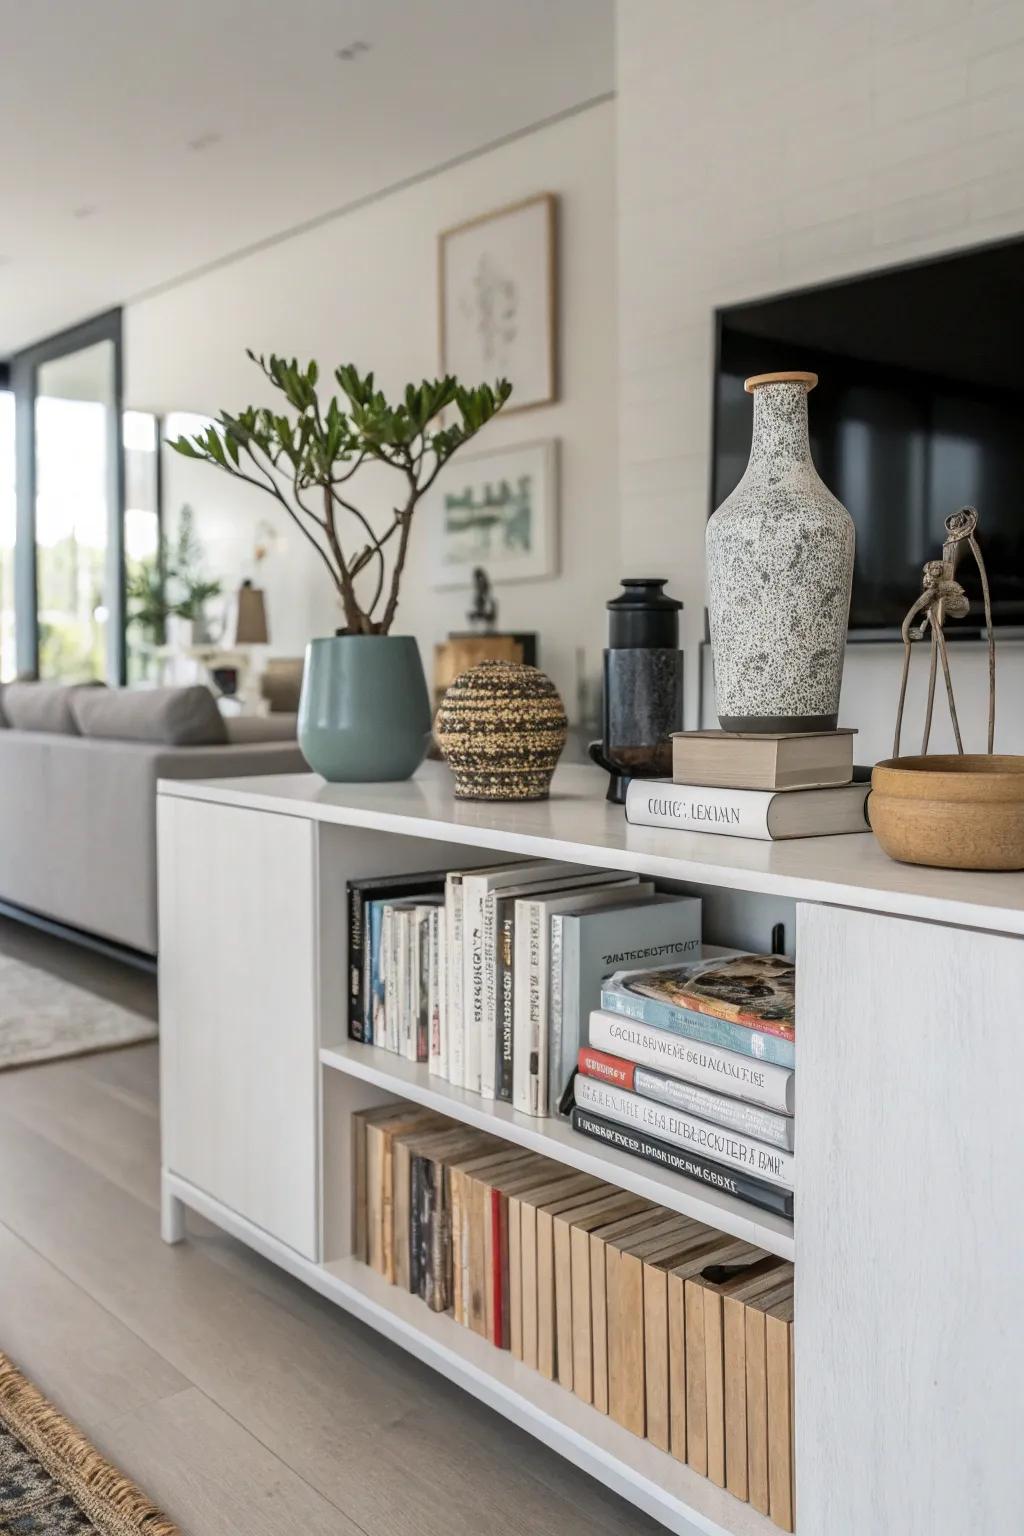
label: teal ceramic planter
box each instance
[298,635,432,782]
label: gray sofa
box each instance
[0,682,305,955]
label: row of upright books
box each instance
[347,859,702,1114]
[348,865,796,1218]
[354,1104,796,1531]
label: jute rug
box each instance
[0,1353,178,1534]
[0,956,156,1071]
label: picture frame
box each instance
[439,193,558,414]
[424,438,559,589]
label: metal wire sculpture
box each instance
[892,506,995,759]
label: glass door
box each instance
[34,340,119,680]
[0,388,14,680]
[11,309,124,683]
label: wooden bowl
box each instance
[869,755,1024,870]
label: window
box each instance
[0,390,14,680]
[11,310,125,681]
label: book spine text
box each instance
[575,1076,795,1189]
[600,987,795,1069]
[569,1108,793,1219]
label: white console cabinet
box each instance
[157,764,1024,1536]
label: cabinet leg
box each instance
[161,1175,186,1244]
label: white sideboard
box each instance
[157,763,1024,1536]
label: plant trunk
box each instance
[324,486,367,632]
[378,495,416,635]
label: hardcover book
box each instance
[460,861,586,1095]
[345,869,448,1041]
[569,1106,794,1219]
[588,1008,795,1114]
[574,1076,794,1189]
[625,776,870,840]
[577,1046,794,1151]
[671,727,855,791]
[601,953,796,1068]
[505,875,645,1117]
[551,893,701,1112]
[486,869,630,1103]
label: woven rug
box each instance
[0,956,156,1071]
[0,1354,178,1534]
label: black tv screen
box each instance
[712,239,1024,634]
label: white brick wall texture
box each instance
[616,0,1024,741]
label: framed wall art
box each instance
[424,438,559,588]
[439,193,558,414]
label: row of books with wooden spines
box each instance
[354,1102,796,1531]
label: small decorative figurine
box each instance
[871,507,1024,872]
[467,567,498,634]
[435,659,567,801]
[892,506,995,758]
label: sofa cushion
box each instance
[71,685,229,746]
[3,680,103,735]
[224,713,298,743]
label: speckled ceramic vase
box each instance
[435,659,568,800]
[706,371,855,732]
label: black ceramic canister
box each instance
[589,578,684,803]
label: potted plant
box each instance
[169,354,511,780]
[126,504,223,652]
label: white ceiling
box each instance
[0,0,613,357]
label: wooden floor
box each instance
[0,918,660,1536]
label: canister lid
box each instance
[607,578,682,649]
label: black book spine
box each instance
[348,886,365,1041]
[346,871,449,1042]
[570,1107,794,1220]
[418,1161,434,1303]
[409,1157,423,1294]
[496,910,515,1102]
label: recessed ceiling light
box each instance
[188,131,222,152]
[335,40,371,60]
[72,205,96,219]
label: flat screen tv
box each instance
[712,238,1024,635]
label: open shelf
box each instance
[320,1039,794,1261]
[319,1253,777,1536]
[165,1170,774,1536]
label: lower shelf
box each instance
[164,1170,777,1536]
[320,1039,794,1261]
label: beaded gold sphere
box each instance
[435,659,568,801]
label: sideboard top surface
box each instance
[158,762,1024,935]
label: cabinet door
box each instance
[796,901,1024,1536]
[158,796,318,1258]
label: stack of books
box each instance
[353,1102,796,1531]
[625,726,870,840]
[347,862,701,1116]
[569,952,795,1219]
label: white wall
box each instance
[617,0,1024,751]
[125,101,617,719]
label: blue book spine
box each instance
[366,902,387,1047]
[599,985,795,1069]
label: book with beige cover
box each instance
[672,727,855,790]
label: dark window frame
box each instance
[10,308,125,682]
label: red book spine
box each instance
[577,1047,636,1090]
